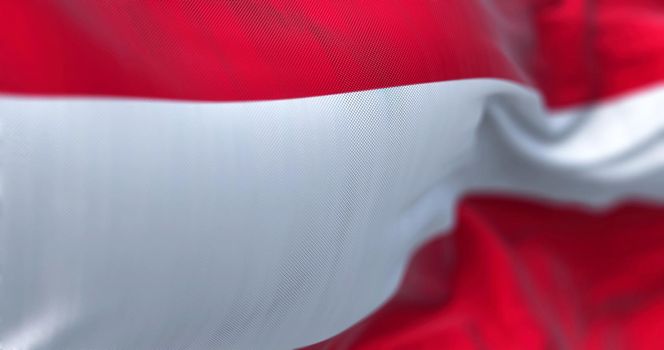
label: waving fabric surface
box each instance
[1,1,663,349]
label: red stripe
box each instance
[0,1,524,102]
[3,1,663,106]
[303,196,664,349]
[533,0,664,107]
[3,1,664,106]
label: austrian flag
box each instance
[1,1,664,349]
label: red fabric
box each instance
[533,0,664,106]
[1,1,664,107]
[304,196,664,349]
[0,0,524,102]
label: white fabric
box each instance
[1,79,663,349]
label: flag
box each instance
[0,1,663,349]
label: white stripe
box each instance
[463,83,664,203]
[1,80,663,349]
